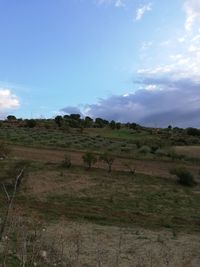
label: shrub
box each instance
[155,147,178,160]
[151,144,160,154]
[0,142,11,159]
[25,119,37,128]
[135,140,142,149]
[170,167,195,186]
[139,145,151,154]
[187,127,200,136]
[62,154,71,168]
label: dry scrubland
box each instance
[0,125,200,266]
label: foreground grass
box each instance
[1,156,200,266]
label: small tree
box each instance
[170,167,195,187]
[83,116,93,128]
[82,152,97,170]
[99,152,115,172]
[139,145,151,154]
[55,115,63,128]
[110,120,116,130]
[129,122,138,130]
[124,161,136,176]
[187,127,200,136]
[7,115,16,121]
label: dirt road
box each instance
[11,145,199,178]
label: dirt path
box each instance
[11,145,199,178]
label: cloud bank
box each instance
[83,80,200,127]
[61,106,82,116]
[62,0,200,128]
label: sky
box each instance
[0,0,200,127]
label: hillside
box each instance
[0,119,200,266]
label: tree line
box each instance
[2,114,140,130]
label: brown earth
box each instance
[11,145,200,179]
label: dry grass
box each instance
[11,145,200,178]
[25,170,96,199]
[14,159,200,233]
[175,145,200,158]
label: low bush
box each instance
[170,166,196,186]
[139,145,151,154]
[155,148,168,157]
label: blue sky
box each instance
[0,0,200,127]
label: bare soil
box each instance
[11,145,200,179]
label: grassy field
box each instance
[19,162,200,232]
[0,127,139,154]
[0,127,196,163]
[1,126,200,266]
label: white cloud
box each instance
[96,0,125,8]
[137,0,200,84]
[0,89,20,111]
[160,40,171,46]
[115,0,125,8]
[135,3,152,21]
[183,0,200,31]
[141,41,153,50]
[138,38,200,83]
[145,84,158,91]
[178,37,185,43]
